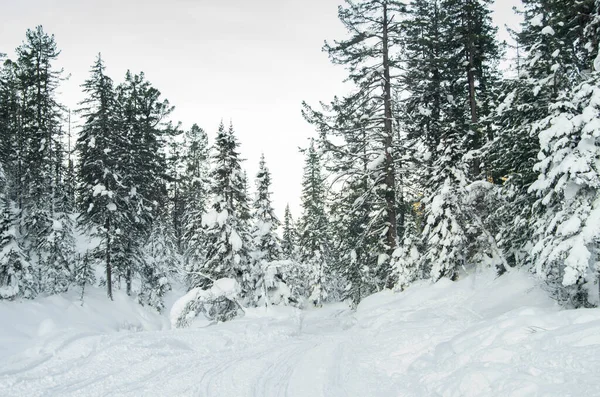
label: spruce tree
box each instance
[181,123,211,287]
[251,154,281,263]
[200,122,253,300]
[250,154,282,306]
[529,73,600,307]
[297,141,330,306]
[0,164,33,299]
[526,0,600,306]
[304,0,408,284]
[76,54,124,300]
[401,0,501,281]
[281,204,297,260]
[15,26,75,294]
[114,70,172,295]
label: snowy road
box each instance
[2,271,600,396]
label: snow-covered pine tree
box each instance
[303,0,408,288]
[0,57,21,198]
[250,154,283,306]
[166,131,186,253]
[200,122,253,300]
[252,154,281,263]
[403,0,501,281]
[487,0,594,272]
[181,123,211,287]
[76,54,125,300]
[74,251,95,305]
[0,164,34,300]
[297,141,330,306]
[114,70,172,295]
[529,74,600,307]
[139,208,177,312]
[281,203,297,260]
[16,26,73,294]
[307,99,389,305]
[527,0,600,306]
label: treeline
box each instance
[1,0,600,314]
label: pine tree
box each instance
[304,0,408,284]
[15,26,75,294]
[252,154,281,263]
[528,76,600,307]
[76,54,124,300]
[527,0,600,306]
[0,165,34,299]
[181,123,211,287]
[297,141,330,306]
[281,204,297,260]
[140,208,177,312]
[166,131,185,252]
[0,57,21,192]
[250,154,282,306]
[488,0,598,274]
[74,251,95,305]
[113,70,172,295]
[200,122,253,301]
[401,0,501,281]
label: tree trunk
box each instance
[105,215,113,300]
[465,0,481,177]
[126,267,132,296]
[382,4,398,253]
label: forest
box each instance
[1,0,600,327]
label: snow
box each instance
[211,277,241,299]
[531,13,544,27]
[541,26,555,36]
[367,152,385,171]
[2,270,600,396]
[229,229,243,251]
[91,183,106,197]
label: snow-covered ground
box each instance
[1,270,600,396]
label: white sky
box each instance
[1,0,521,220]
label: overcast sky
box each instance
[1,0,522,220]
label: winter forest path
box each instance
[2,271,600,396]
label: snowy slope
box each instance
[1,270,600,396]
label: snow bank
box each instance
[0,286,169,360]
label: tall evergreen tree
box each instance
[0,164,33,299]
[181,123,211,287]
[15,26,74,294]
[400,0,501,281]
[297,141,330,306]
[251,154,281,263]
[76,54,124,300]
[281,203,297,260]
[525,0,600,306]
[249,154,282,306]
[113,70,173,295]
[199,122,254,301]
[304,0,408,285]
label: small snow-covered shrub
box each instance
[171,278,244,328]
